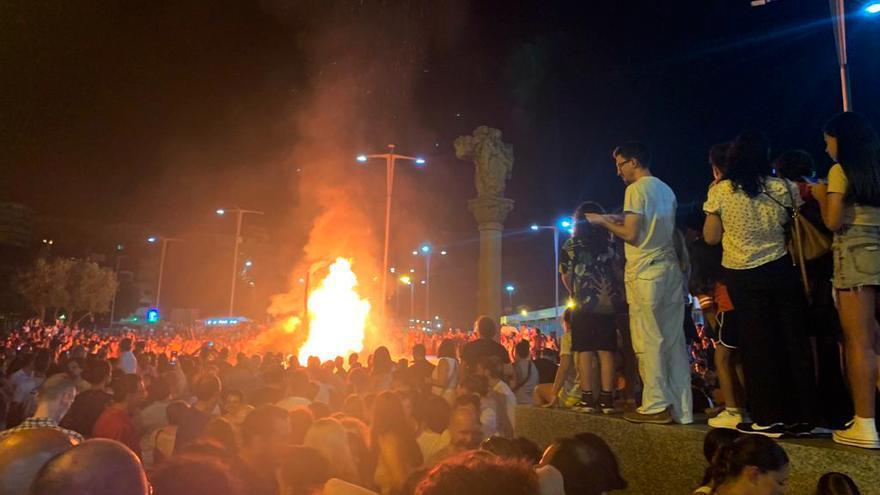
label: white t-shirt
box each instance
[622,176,679,279]
[703,177,801,269]
[492,380,517,437]
[512,359,538,405]
[119,351,138,374]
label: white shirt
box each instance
[119,351,138,374]
[512,359,538,405]
[623,176,679,279]
[703,177,801,269]
[492,380,517,437]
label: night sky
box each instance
[3,1,879,324]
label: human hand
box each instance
[584,213,606,226]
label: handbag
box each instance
[762,181,832,302]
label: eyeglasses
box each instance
[615,159,633,169]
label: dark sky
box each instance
[2,1,879,324]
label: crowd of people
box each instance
[558,111,880,451]
[0,315,867,495]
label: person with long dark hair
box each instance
[560,201,625,414]
[371,391,423,495]
[707,436,789,495]
[812,112,880,449]
[703,131,817,437]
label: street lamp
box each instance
[530,217,573,320]
[866,2,880,13]
[413,243,447,320]
[399,275,415,320]
[146,236,181,310]
[505,284,515,310]
[356,144,426,329]
[216,207,264,316]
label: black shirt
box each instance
[533,358,558,384]
[60,388,113,436]
[461,338,510,372]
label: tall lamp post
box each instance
[505,284,515,311]
[146,236,181,310]
[530,218,574,320]
[356,146,426,329]
[413,243,447,320]
[216,208,264,316]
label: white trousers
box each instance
[625,263,693,424]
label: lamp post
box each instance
[356,146,426,329]
[530,218,573,320]
[216,208,264,316]
[146,236,181,310]
[413,243,447,320]
[505,284,515,311]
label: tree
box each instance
[18,258,117,323]
[18,258,74,320]
[67,260,118,324]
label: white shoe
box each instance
[708,409,747,430]
[832,419,880,449]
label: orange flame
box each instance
[299,257,371,361]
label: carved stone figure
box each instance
[454,126,514,198]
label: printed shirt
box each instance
[703,177,801,270]
[827,163,880,226]
[0,417,84,444]
[559,237,625,314]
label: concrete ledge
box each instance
[515,406,880,495]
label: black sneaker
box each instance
[736,422,786,438]
[598,392,614,414]
[786,423,814,438]
[572,392,595,413]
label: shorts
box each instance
[833,225,880,290]
[570,310,617,352]
[712,311,740,349]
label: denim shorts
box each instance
[833,225,880,289]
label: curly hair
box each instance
[415,452,539,495]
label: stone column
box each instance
[468,196,514,320]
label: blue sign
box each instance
[146,308,160,324]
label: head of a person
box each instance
[241,405,291,462]
[412,344,427,361]
[437,339,457,359]
[119,338,133,353]
[772,150,815,182]
[540,434,627,495]
[816,472,861,495]
[572,201,608,248]
[480,436,520,459]
[724,131,772,198]
[201,416,238,454]
[149,453,245,495]
[710,436,790,495]
[415,452,539,495]
[302,417,358,482]
[414,394,452,434]
[476,356,504,381]
[193,373,222,404]
[703,428,741,464]
[278,446,332,495]
[371,391,416,440]
[348,352,360,366]
[372,346,394,375]
[110,373,145,410]
[307,401,331,420]
[514,340,531,360]
[146,374,172,403]
[612,142,652,184]
[288,407,314,445]
[458,375,489,398]
[0,428,74,495]
[221,390,244,415]
[165,400,190,426]
[823,112,880,206]
[447,405,483,452]
[65,358,84,380]
[474,316,497,340]
[36,373,78,421]
[342,394,366,421]
[28,438,149,495]
[709,142,732,179]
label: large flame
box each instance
[299,258,371,362]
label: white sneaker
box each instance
[708,409,747,430]
[832,420,880,449]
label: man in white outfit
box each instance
[585,142,692,424]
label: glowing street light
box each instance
[413,243,447,320]
[505,284,515,310]
[216,207,264,316]
[244,260,253,267]
[866,2,880,14]
[355,144,427,328]
[399,275,415,319]
[147,236,157,243]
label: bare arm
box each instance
[585,213,641,244]
[549,354,572,402]
[703,213,723,245]
[812,183,845,232]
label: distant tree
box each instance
[67,260,118,324]
[17,258,74,320]
[18,258,117,323]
